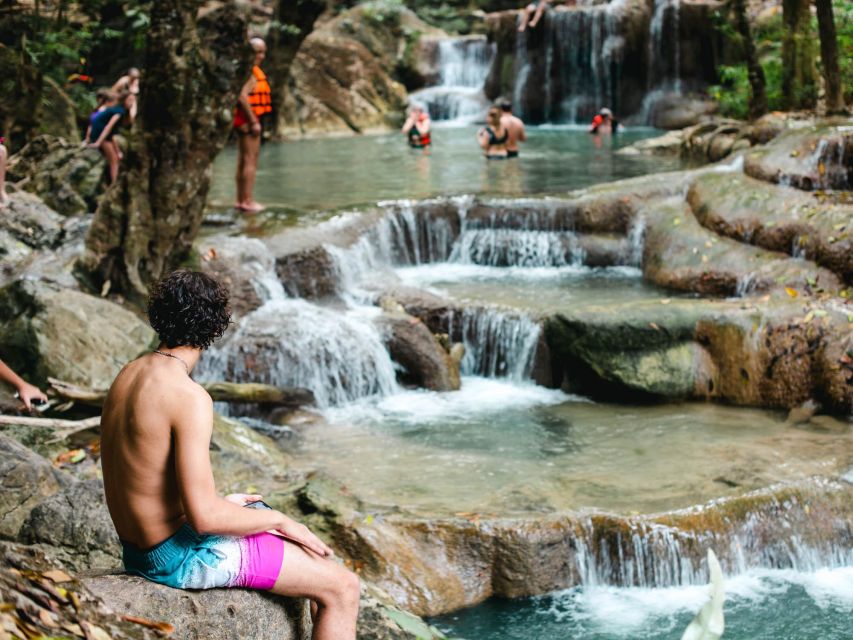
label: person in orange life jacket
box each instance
[588,107,619,134]
[402,105,431,149]
[234,37,272,213]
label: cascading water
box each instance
[448,308,542,380]
[197,299,399,408]
[410,37,495,123]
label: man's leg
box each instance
[518,4,533,31]
[530,2,546,28]
[270,542,360,640]
[235,130,248,208]
[241,130,263,212]
[0,144,7,206]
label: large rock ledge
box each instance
[295,475,853,617]
[83,575,313,640]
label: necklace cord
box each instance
[153,350,190,375]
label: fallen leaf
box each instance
[803,310,815,323]
[121,615,175,635]
[673,217,682,226]
[54,449,86,466]
[42,570,72,583]
[660,299,671,305]
[649,322,661,331]
[785,287,798,298]
[813,309,828,318]
[39,608,58,628]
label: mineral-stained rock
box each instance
[0,434,70,539]
[376,311,461,391]
[641,197,840,297]
[20,479,120,573]
[295,475,853,616]
[744,124,852,190]
[688,171,853,284]
[198,235,278,317]
[280,5,442,135]
[0,279,154,388]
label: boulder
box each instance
[7,135,104,215]
[20,479,120,573]
[688,171,853,284]
[646,94,718,130]
[198,235,279,317]
[0,191,64,249]
[0,279,155,388]
[0,434,70,539]
[615,129,684,156]
[744,124,852,191]
[84,574,313,640]
[279,5,443,135]
[376,310,462,391]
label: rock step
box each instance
[544,296,853,412]
[688,171,853,285]
[641,197,841,297]
[297,475,853,617]
[744,124,852,191]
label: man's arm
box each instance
[173,389,332,556]
[0,359,47,409]
[517,120,527,142]
[237,76,261,136]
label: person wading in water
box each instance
[499,100,526,158]
[402,105,432,149]
[234,37,272,212]
[477,106,510,159]
[100,270,360,639]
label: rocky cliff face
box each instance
[280,5,444,136]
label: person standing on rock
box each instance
[100,270,360,640]
[88,91,131,184]
[234,37,272,213]
[0,358,48,409]
[499,100,526,158]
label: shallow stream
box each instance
[206,128,852,639]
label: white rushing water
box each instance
[410,37,495,124]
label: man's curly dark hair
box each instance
[147,270,231,350]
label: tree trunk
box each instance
[732,0,767,120]
[781,0,817,109]
[814,0,844,114]
[265,0,326,139]
[79,1,251,298]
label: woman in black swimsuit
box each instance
[477,107,509,160]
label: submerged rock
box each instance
[0,279,154,389]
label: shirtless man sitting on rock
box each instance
[100,270,359,639]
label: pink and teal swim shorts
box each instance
[121,523,284,590]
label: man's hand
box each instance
[251,121,262,136]
[225,493,263,506]
[17,382,47,410]
[88,142,101,149]
[275,515,333,558]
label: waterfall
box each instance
[571,486,853,588]
[451,229,584,267]
[448,307,542,380]
[197,299,399,408]
[410,37,495,123]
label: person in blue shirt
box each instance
[87,91,131,183]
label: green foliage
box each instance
[834,1,853,102]
[361,0,404,27]
[708,65,750,120]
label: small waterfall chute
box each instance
[410,36,495,124]
[681,549,725,640]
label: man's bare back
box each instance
[500,109,526,155]
[101,353,207,548]
[100,270,359,639]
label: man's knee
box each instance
[322,564,360,609]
